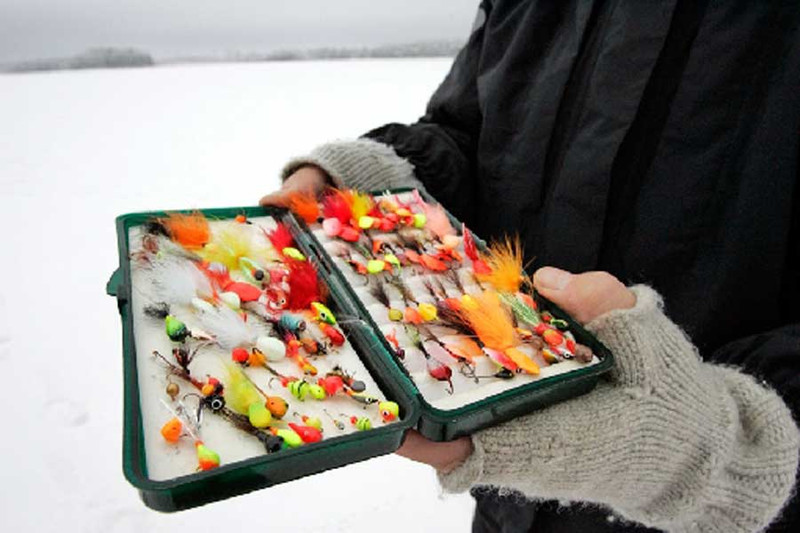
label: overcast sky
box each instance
[0,0,476,63]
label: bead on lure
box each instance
[378,401,399,423]
[310,302,336,325]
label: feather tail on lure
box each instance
[160,212,210,250]
[200,225,276,275]
[146,255,216,307]
[458,291,540,375]
[475,237,528,293]
[286,260,322,310]
[265,222,295,252]
[225,364,273,428]
[500,292,542,328]
[322,190,353,224]
[286,191,321,224]
[420,202,457,240]
[195,305,258,350]
[350,190,375,221]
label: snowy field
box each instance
[0,58,477,532]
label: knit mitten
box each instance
[439,286,799,532]
[281,138,425,193]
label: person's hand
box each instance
[259,165,330,207]
[395,267,635,472]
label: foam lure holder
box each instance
[107,190,612,512]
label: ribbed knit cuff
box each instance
[281,138,426,193]
[436,285,800,532]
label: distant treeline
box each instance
[7,48,154,72]
[224,40,463,62]
[3,41,461,73]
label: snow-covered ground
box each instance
[0,58,477,532]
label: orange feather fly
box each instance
[475,237,528,293]
[162,212,210,250]
[458,290,539,375]
[286,191,321,224]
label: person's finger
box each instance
[533,267,635,324]
[396,429,473,473]
[259,165,330,207]
[258,190,290,207]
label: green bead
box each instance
[308,384,327,400]
[304,417,323,430]
[248,402,272,428]
[165,315,189,342]
[388,308,403,321]
[413,213,427,228]
[196,443,221,470]
[367,260,386,274]
[288,380,309,401]
[282,247,306,261]
[276,429,303,448]
[358,216,375,229]
[355,417,372,431]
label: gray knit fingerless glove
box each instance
[439,286,799,532]
[281,138,426,193]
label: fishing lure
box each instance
[323,409,346,431]
[406,325,453,394]
[458,291,540,376]
[269,427,304,448]
[475,237,529,293]
[346,415,373,431]
[369,281,404,322]
[310,302,336,325]
[287,260,322,311]
[462,224,492,276]
[286,191,321,224]
[378,401,399,423]
[199,224,275,285]
[144,303,192,343]
[287,423,323,444]
[318,322,345,346]
[225,364,273,428]
[159,398,221,471]
[266,362,326,401]
[158,211,211,250]
[293,412,323,431]
[155,353,289,456]
[384,328,405,359]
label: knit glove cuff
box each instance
[439,286,799,532]
[281,138,425,193]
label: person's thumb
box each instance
[532,267,635,324]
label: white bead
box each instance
[256,336,286,361]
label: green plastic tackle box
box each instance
[107,199,613,512]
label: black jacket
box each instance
[365,1,800,531]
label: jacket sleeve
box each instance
[438,286,800,533]
[280,2,488,221]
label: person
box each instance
[260,1,800,531]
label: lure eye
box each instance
[254,270,265,281]
[207,395,225,412]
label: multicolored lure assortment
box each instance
[130,189,597,478]
[131,210,400,477]
[303,189,597,405]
